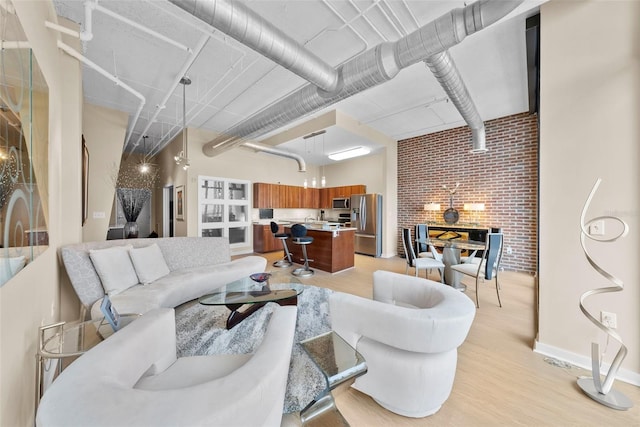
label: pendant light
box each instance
[301,129,327,188]
[320,133,326,187]
[139,135,150,174]
[174,76,191,170]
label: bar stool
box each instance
[270,222,292,268]
[290,223,314,277]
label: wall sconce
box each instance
[423,203,441,224]
[463,203,485,225]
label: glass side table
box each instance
[300,331,367,426]
[35,315,139,410]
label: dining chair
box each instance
[461,227,501,264]
[401,228,445,282]
[415,224,432,258]
[450,232,504,308]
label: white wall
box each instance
[0,4,83,426]
[537,0,639,383]
[82,103,129,242]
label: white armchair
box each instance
[329,270,476,418]
[36,306,297,427]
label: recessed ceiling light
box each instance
[327,146,371,161]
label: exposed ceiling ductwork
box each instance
[242,141,306,172]
[168,0,339,92]
[172,0,523,158]
[425,51,487,153]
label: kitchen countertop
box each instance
[253,219,353,229]
[302,226,356,232]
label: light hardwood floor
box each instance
[256,252,639,426]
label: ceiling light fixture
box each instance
[302,130,326,140]
[175,76,191,170]
[302,130,329,188]
[139,135,151,174]
[320,133,326,187]
[328,146,370,161]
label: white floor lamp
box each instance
[577,178,633,410]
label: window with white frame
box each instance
[198,176,251,249]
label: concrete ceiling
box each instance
[51,0,544,166]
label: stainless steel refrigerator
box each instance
[350,194,382,257]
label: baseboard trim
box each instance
[534,340,640,387]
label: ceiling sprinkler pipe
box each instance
[80,0,94,41]
[57,40,146,146]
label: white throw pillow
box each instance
[128,243,170,284]
[89,245,139,296]
[0,256,26,284]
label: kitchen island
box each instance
[285,225,355,273]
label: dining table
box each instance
[416,237,486,291]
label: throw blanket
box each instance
[175,285,333,413]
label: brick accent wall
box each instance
[398,112,538,273]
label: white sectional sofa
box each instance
[60,237,267,318]
[36,306,298,426]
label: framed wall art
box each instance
[176,185,184,221]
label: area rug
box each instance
[174,285,333,413]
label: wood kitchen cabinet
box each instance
[301,187,320,208]
[284,185,301,208]
[254,183,365,209]
[285,186,319,208]
[318,185,367,208]
[253,183,281,208]
[333,185,366,198]
[319,187,333,209]
[349,185,366,196]
[285,227,355,273]
[253,224,282,253]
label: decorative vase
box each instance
[124,221,139,239]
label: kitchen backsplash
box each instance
[251,208,349,222]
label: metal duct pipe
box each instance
[425,51,487,153]
[202,0,522,157]
[169,0,339,92]
[242,141,306,172]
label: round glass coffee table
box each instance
[199,272,304,329]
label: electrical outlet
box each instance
[589,220,605,236]
[506,246,513,255]
[601,311,617,329]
